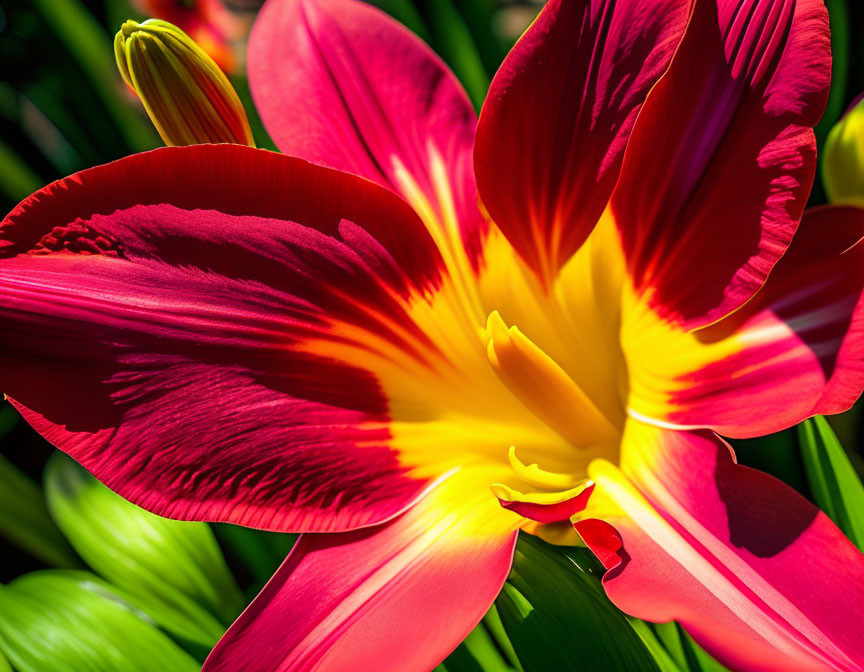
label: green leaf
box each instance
[0,646,12,672]
[452,0,508,77]
[29,0,157,153]
[437,614,519,672]
[647,622,729,672]
[496,534,661,672]
[0,136,42,202]
[45,453,243,647]
[798,416,864,550]
[0,571,199,672]
[0,452,79,568]
[626,619,685,672]
[482,604,522,670]
[368,0,431,42]
[815,0,850,150]
[422,0,489,111]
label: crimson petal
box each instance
[0,145,445,532]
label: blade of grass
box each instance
[30,0,157,152]
[368,0,430,42]
[0,137,42,202]
[483,604,522,671]
[423,0,489,111]
[815,0,850,150]
[626,620,684,672]
[0,453,79,568]
[0,645,11,672]
[798,416,864,550]
[17,91,84,174]
[453,0,507,77]
[460,621,515,672]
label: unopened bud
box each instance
[823,95,864,207]
[115,19,254,147]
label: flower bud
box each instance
[114,18,254,147]
[823,95,864,206]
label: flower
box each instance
[1,0,863,670]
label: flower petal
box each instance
[474,0,691,282]
[247,0,487,265]
[203,468,520,672]
[0,144,448,533]
[577,422,864,672]
[494,481,595,524]
[611,0,831,328]
[626,205,864,438]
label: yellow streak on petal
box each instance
[620,273,808,426]
[391,147,484,329]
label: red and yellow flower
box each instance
[1,0,863,670]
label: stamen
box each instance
[507,446,582,490]
[485,310,619,448]
[490,482,588,506]
[491,480,594,524]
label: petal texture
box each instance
[203,468,520,672]
[626,206,864,438]
[611,0,831,328]
[248,0,486,265]
[0,144,446,533]
[578,422,864,672]
[474,0,691,283]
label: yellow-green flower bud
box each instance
[823,95,864,206]
[114,18,254,147]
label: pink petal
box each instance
[474,0,691,282]
[203,469,520,672]
[0,144,447,533]
[611,0,831,329]
[577,422,864,672]
[626,205,864,438]
[495,483,595,524]
[247,0,487,265]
